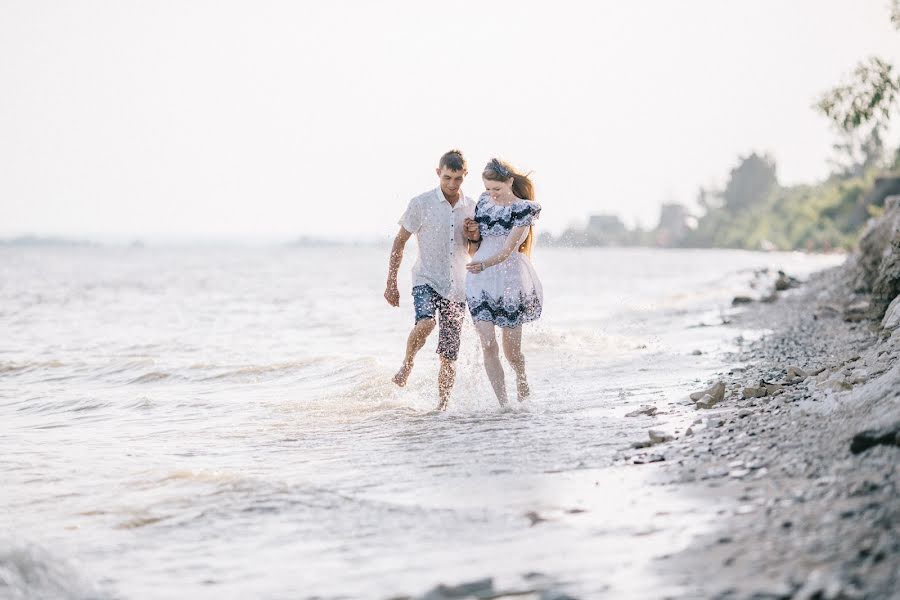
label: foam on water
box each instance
[0,539,111,600]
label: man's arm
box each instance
[384,227,412,307]
[464,218,481,257]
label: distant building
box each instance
[587,214,627,237]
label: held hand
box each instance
[463,218,480,241]
[384,284,400,307]
[466,262,486,274]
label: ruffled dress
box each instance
[466,193,543,328]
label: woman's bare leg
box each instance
[501,326,530,401]
[474,321,508,406]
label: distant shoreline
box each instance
[0,235,851,255]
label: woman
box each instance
[466,158,543,406]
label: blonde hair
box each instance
[482,158,537,256]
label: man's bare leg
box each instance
[435,357,456,411]
[501,326,529,401]
[393,318,436,386]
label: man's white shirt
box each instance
[398,187,476,303]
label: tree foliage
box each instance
[829,128,886,179]
[817,2,900,137]
[817,57,900,135]
[721,153,778,212]
[684,170,876,252]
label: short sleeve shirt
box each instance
[399,187,476,303]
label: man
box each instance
[384,149,482,410]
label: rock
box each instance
[695,394,718,409]
[848,370,870,385]
[742,386,768,399]
[764,383,784,395]
[844,300,870,322]
[421,578,494,600]
[713,382,728,400]
[793,567,843,600]
[691,349,703,355]
[809,366,827,376]
[690,381,726,403]
[625,405,658,417]
[648,430,674,444]
[870,237,900,320]
[817,304,842,319]
[732,296,754,305]
[774,270,798,291]
[633,454,665,464]
[882,294,900,330]
[850,422,900,454]
[786,365,808,380]
[540,593,580,600]
[819,378,852,393]
[855,194,900,293]
[749,581,795,599]
[524,512,546,526]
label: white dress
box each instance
[466,193,543,328]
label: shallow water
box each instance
[0,245,842,599]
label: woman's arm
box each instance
[467,225,528,272]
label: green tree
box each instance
[829,127,886,179]
[722,153,779,212]
[817,2,900,153]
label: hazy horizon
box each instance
[3,1,898,241]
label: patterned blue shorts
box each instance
[412,285,465,361]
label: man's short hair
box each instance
[439,149,466,171]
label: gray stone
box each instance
[742,386,768,399]
[421,578,494,600]
[690,381,725,403]
[625,405,658,417]
[648,430,674,444]
[850,421,900,454]
[882,293,900,330]
[786,365,808,380]
[844,300,871,322]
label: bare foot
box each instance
[392,362,413,387]
[516,377,531,402]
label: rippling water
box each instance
[0,245,842,599]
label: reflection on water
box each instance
[0,245,842,598]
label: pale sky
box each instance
[1,1,898,242]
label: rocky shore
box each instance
[631,198,900,599]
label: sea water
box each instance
[0,245,842,599]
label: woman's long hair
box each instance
[482,158,537,256]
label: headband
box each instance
[488,158,511,179]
